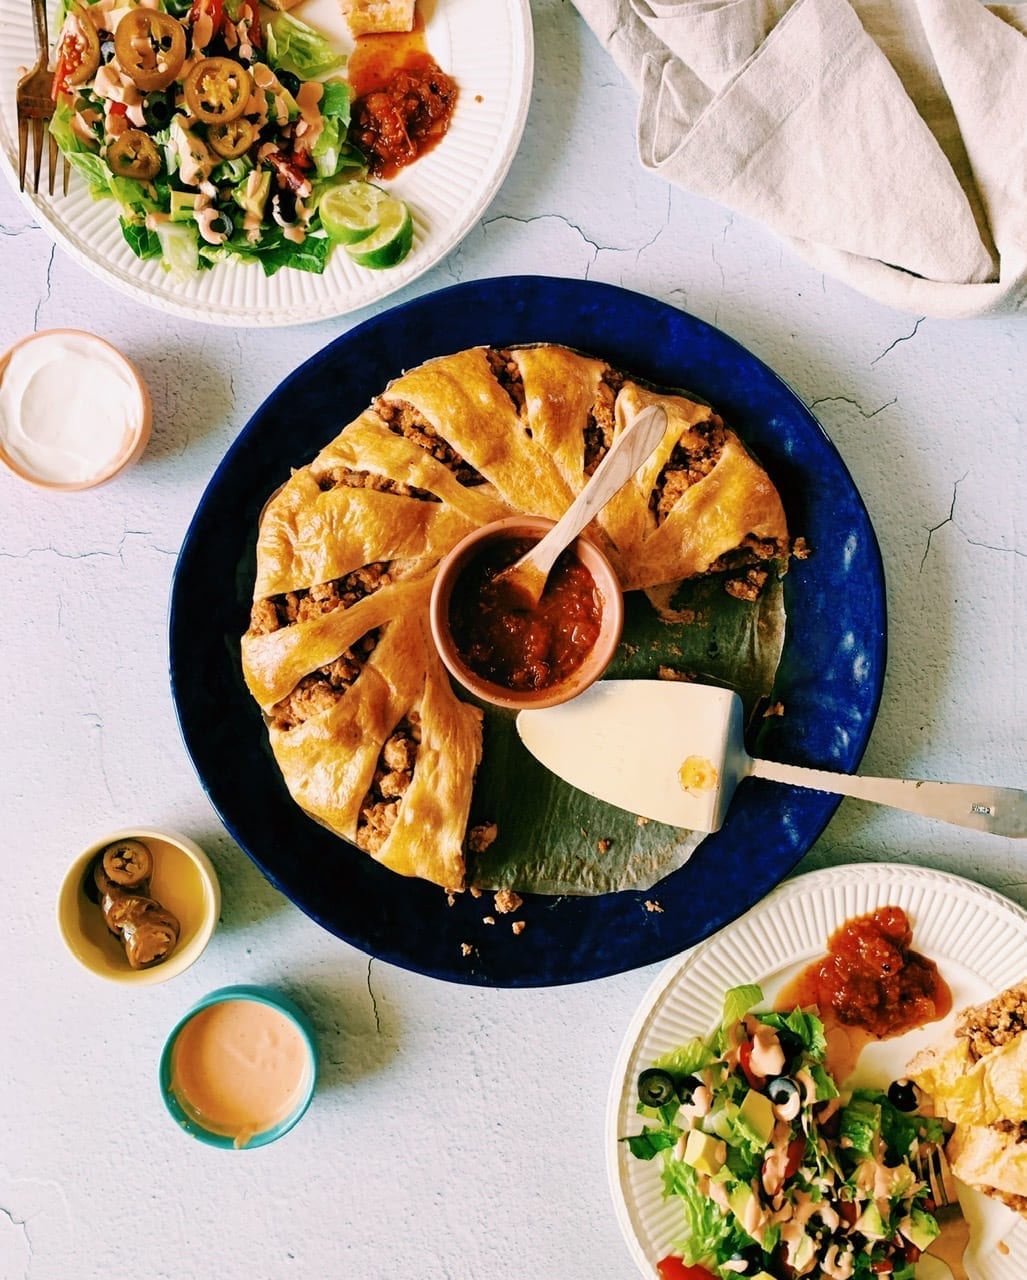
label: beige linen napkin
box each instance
[572,0,1027,317]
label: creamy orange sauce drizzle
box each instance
[170,999,310,1147]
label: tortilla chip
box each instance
[948,1124,1027,1200]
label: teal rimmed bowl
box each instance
[159,985,317,1149]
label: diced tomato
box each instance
[838,1200,859,1226]
[189,0,225,36]
[656,1258,717,1280]
[870,1261,894,1274]
[901,1241,922,1264]
[52,33,85,99]
[782,1136,806,1181]
[738,1039,767,1089]
[236,0,263,47]
[109,101,128,117]
[52,53,71,99]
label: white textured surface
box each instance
[0,1,1024,1277]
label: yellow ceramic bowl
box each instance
[57,829,220,985]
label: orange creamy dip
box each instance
[170,999,310,1147]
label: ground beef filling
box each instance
[708,534,784,601]
[583,379,618,476]
[250,563,391,731]
[650,417,728,523]
[356,716,421,853]
[270,631,380,730]
[250,562,392,636]
[376,398,485,487]
[485,348,526,415]
[957,985,1027,1062]
[316,466,438,502]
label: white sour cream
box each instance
[0,332,142,484]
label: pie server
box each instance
[515,680,1027,837]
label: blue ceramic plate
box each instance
[169,277,886,987]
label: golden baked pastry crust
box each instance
[241,345,789,889]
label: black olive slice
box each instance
[637,1068,676,1108]
[888,1078,919,1112]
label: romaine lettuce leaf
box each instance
[265,12,345,78]
[722,984,763,1030]
[654,1038,716,1077]
[661,1159,737,1266]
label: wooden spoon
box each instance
[494,404,669,606]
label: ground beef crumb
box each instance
[461,942,473,956]
[657,665,694,682]
[597,838,612,853]
[763,701,785,718]
[469,885,482,899]
[511,920,526,936]
[724,566,770,602]
[644,899,663,913]
[249,597,280,635]
[447,893,456,906]
[493,888,522,915]
[467,821,498,854]
[482,916,495,925]
[791,536,811,560]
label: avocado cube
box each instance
[900,1207,940,1252]
[728,1181,758,1227]
[681,1129,727,1176]
[790,1232,817,1271]
[170,191,200,223]
[738,1088,776,1145]
[854,1201,888,1241]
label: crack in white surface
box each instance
[0,1203,32,1273]
[31,245,55,332]
[0,530,177,561]
[808,394,897,418]
[920,472,968,573]
[481,212,607,274]
[871,316,924,365]
[967,537,1027,559]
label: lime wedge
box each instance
[319,180,392,245]
[345,198,414,269]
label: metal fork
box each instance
[918,1143,971,1280]
[16,0,66,194]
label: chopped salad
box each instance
[49,0,414,276]
[625,985,949,1280]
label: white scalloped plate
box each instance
[607,863,1027,1279]
[0,0,533,325]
